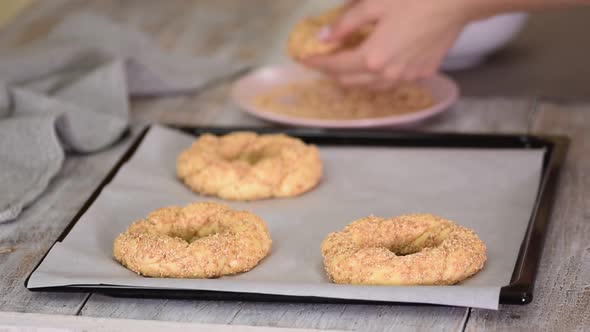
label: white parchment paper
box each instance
[28,126,546,309]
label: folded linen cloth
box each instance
[0,13,244,222]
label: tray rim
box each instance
[24,125,570,306]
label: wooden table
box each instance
[0,1,588,331]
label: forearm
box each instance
[457,0,590,21]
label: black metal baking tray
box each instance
[25,125,569,306]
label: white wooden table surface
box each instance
[0,1,588,331]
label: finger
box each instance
[368,79,398,91]
[328,0,379,42]
[413,55,443,80]
[414,34,457,77]
[360,21,399,72]
[415,64,437,80]
[336,72,378,87]
[382,64,403,83]
[304,48,367,75]
[400,70,420,82]
[369,63,405,90]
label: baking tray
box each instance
[25,125,568,305]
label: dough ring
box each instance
[321,214,487,285]
[287,5,372,60]
[113,202,272,278]
[176,132,322,201]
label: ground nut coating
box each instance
[321,214,487,285]
[113,202,272,278]
[176,132,322,201]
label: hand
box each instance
[303,0,470,90]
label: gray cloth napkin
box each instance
[0,13,244,222]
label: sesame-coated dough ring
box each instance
[176,132,322,201]
[321,214,486,285]
[113,202,272,278]
[287,5,373,60]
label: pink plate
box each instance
[231,64,460,129]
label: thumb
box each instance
[326,1,379,42]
